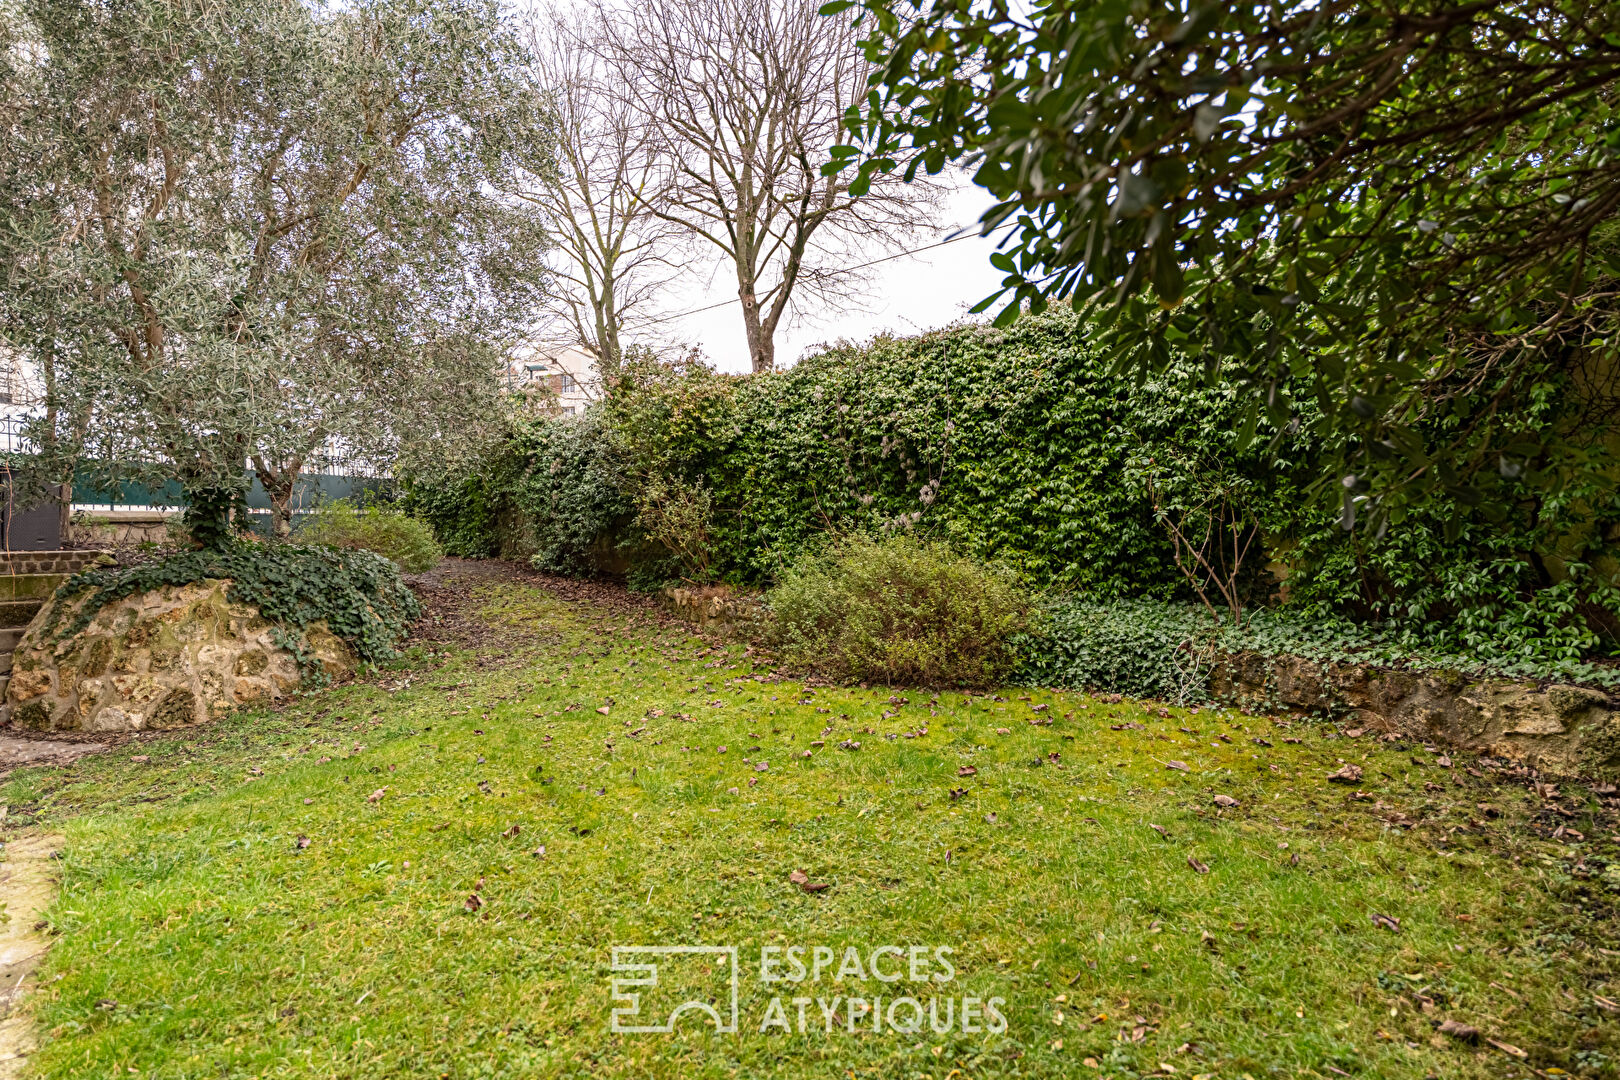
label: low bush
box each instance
[766,535,1032,687]
[47,541,421,665]
[1016,596,1620,699]
[297,500,442,573]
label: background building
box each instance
[504,345,600,415]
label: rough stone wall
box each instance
[660,585,765,634]
[5,579,356,733]
[65,511,182,548]
[1210,651,1619,776]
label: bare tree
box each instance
[596,0,940,373]
[519,12,679,370]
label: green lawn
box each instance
[4,570,1617,1079]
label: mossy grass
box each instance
[3,576,1616,1078]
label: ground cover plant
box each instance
[44,542,420,666]
[3,563,1616,1079]
[1018,598,1620,699]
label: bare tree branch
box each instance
[595,0,943,372]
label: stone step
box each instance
[0,628,23,653]
[0,653,11,675]
[0,550,112,577]
[0,573,67,601]
[0,674,10,699]
[0,599,44,628]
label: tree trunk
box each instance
[182,484,239,550]
[251,455,301,540]
[740,282,773,373]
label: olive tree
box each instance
[0,0,551,541]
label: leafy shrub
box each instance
[767,535,1032,687]
[297,500,442,573]
[47,541,420,665]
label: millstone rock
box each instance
[5,579,356,732]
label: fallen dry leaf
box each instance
[1370,912,1401,932]
[1437,1019,1479,1042]
[1327,763,1364,784]
[958,765,978,777]
[1164,760,1190,772]
[294,835,310,850]
[464,893,483,912]
[502,823,521,838]
[130,755,150,764]
[367,787,387,803]
[1213,794,1239,808]
[596,706,610,716]
[1486,1038,1527,1058]
[1187,855,1210,874]
[788,869,830,893]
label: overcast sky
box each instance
[647,178,1010,374]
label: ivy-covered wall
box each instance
[406,309,1620,671]
[603,309,1307,594]
[411,309,1306,594]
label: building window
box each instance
[560,374,578,393]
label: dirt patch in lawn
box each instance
[405,557,681,656]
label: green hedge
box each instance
[407,308,1620,672]
[602,309,1304,594]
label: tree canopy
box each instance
[0,0,552,538]
[829,0,1620,534]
